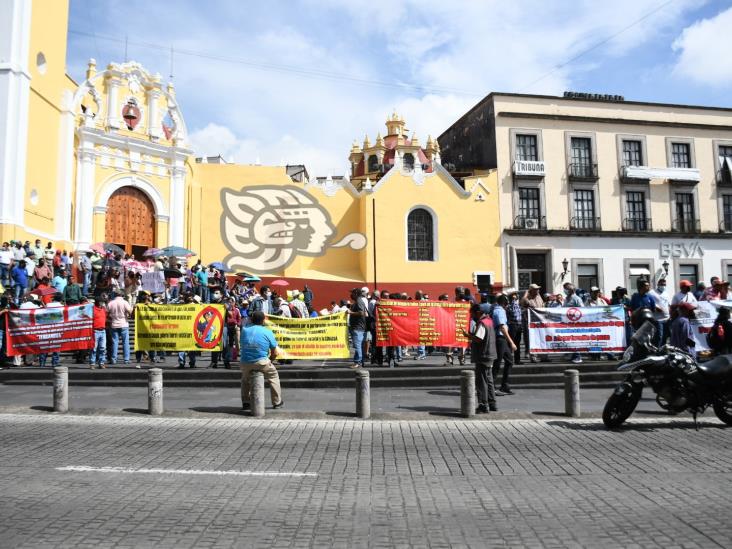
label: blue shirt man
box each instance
[11,263,27,287]
[630,280,656,312]
[240,323,278,362]
[239,310,283,410]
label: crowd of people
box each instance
[3,238,732,413]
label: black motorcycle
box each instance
[602,317,732,428]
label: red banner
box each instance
[5,304,95,356]
[375,299,470,347]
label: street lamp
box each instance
[560,258,569,280]
[662,259,669,278]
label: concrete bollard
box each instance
[250,371,265,417]
[564,369,580,417]
[460,370,476,418]
[355,369,370,419]
[53,366,68,413]
[148,368,163,416]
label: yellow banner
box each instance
[265,312,350,359]
[135,304,226,351]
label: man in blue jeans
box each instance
[11,260,28,304]
[107,291,133,366]
[348,287,368,368]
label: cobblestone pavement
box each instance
[0,413,731,548]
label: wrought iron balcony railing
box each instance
[570,216,601,231]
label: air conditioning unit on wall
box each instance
[524,218,539,229]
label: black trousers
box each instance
[509,323,522,362]
[493,337,514,390]
[475,362,497,407]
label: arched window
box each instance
[403,152,415,172]
[368,155,379,172]
[407,208,434,261]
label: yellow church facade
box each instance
[0,0,503,303]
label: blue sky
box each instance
[66,0,732,175]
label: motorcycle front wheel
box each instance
[602,382,642,428]
[712,394,732,425]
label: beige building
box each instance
[439,92,732,294]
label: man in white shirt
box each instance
[0,242,12,288]
[648,278,671,345]
[671,280,698,306]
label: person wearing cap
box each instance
[505,289,522,364]
[701,277,730,301]
[492,294,518,394]
[671,279,698,306]
[520,283,544,363]
[648,278,670,346]
[585,286,605,307]
[462,303,497,413]
[670,301,697,357]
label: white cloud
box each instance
[68,0,704,177]
[672,7,732,86]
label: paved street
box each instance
[0,384,673,419]
[0,412,731,548]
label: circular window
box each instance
[29,189,39,206]
[36,52,47,75]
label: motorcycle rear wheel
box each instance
[712,395,732,425]
[602,382,642,428]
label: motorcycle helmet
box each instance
[631,307,654,330]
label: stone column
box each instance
[148,368,163,415]
[564,369,580,417]
[105,74,121,129]
[460,370,476,418]
[73,146,96,251]
[53,367,68,413]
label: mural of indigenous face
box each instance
[221,185,365,273]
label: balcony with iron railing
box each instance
[671,218,701,233]
[622,217,653,232]
[720,217,732,233]
[512,215,547,230]
[570,216,601,231]
[568,162,598,180]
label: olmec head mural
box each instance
[221,185,365,273]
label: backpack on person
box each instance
[289,302,302,318]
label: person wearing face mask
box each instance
[648,278,670,346]
[249,285,273,315]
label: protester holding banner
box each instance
[240,310,283,410]
[37,293,64,368]
[107,291,133,366]
[670,302,697,358]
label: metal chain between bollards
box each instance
[356,369,370,419]
[460,369,476,418]
[564,369,580,417]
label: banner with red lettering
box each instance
[5,304,95,356]
[528,305,626,354]
[375,299,470,347]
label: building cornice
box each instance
[496,111,732,133]
[77,127,193,159]
[504,228,732,239]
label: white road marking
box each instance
[56,465,317,477]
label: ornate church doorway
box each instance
[104,186,156,258]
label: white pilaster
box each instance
[73,144,97,250]
[168,161,186,246]
[146,87,161,140]
[105,75,120,129]
[56,89,76,241]
[0,0,32,226]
